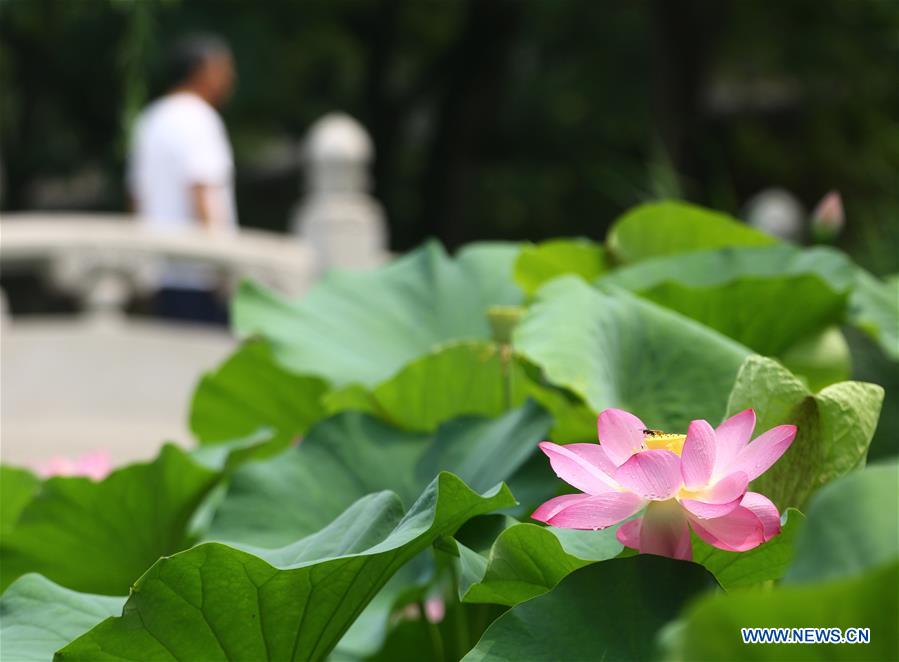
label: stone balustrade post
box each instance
[291,113,388,272]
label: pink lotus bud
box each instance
[811,191,844,241]
[424,596,445,623]
[37,451,112,481]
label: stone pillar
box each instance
[744,188,804,241]
[0,287,8,326]
[291,112,388,272]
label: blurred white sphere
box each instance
[305,112,373,164]
[744,188,804,241]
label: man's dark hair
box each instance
[165,33,230,89]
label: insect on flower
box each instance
[532,408,796,561]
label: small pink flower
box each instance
[811,191,844,240]
[36,451,112,481]
[532,409,795,561]
[424,596,445,623]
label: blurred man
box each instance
[128,33,236,323]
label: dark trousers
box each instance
[152,287,229,326]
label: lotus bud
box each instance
[811,191,844,242]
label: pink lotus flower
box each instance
[36,451,112,481]
[532,409,796,561]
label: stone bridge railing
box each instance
[0,112,388,320]
[0,214,318,317]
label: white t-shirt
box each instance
[128,92,238,287]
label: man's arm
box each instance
[190,184,226,230]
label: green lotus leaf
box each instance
[606,200,775,264]
[670,562,897,662]
[454,522,624,606]
[1,445,220,595]
[598,245,854,356]
[0,466,39,536]
[848,270,899,361]
[513,276,750,431]
[57,473,515,662]
[208,403,550,548]
[325,341,533,433]
[785,462,898,584]
[0,574,124,662]
[233,241,522,388]
[463,556,714,661]
[514,238,607,295]
[726,355,884,509]
[190,340,328,449]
